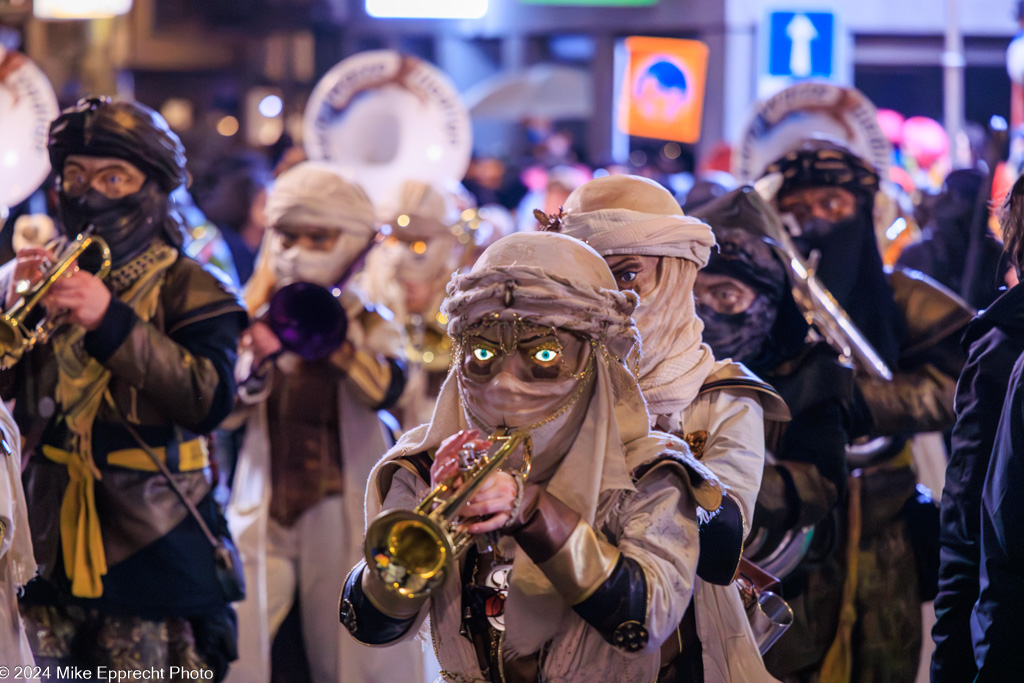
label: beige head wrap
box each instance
[366,232,718,659]
[263,160,376,237]
[246,162,378,311]
[560,174,718,415]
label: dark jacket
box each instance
[5,250,247,620]
[970,347,1024,680]
[931,283,1024,683]
[852,268,974,442]
[748,342,854,678]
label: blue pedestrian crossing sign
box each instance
[768,11,834,79]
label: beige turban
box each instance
[264,161,377,237]
[560,174,718,415]
[560,174,716,266]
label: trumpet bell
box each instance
[365,508,452,599]
[750,590,795,655]
[0,316,26,367]
[266,281,348,361]
[0,233,111,370]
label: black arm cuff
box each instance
[83,298,137,362]
[340,565,417,646]
[573,555,650,652]
[375,357,407,411]
[697,494,745,585]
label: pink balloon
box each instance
[877,109,905,145]
[902,116,949,169]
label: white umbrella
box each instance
[464,63,593,120]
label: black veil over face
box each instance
[766,144,904,368]
[48,98,188,265]
[699,226,809,373]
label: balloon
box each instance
[1007,33,1024,86]
[876,109,905,145]
[902,116,948,170]
[888,165,915,195]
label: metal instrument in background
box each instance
[239,281,350,391]
[766,218,893,382]
[0,232,112,369]
[364,430,529,600]
[302,50,472,220]
[239,232,387,391]
[736,559,795,655]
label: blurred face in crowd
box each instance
[271,223,341,253]
[267,222,368,287]
[695,271,778,363]
[693,272,757,315]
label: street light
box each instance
[33,0,132,19]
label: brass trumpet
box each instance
[364,430,529,600]
[0,233,112,369]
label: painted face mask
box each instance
[458,322,592,430]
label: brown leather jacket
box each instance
[854,268,975,438]
[3,252,247,618]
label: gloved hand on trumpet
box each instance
[8,244,112,331]
[428,428,523,536]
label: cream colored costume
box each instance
[361,180,462,430]
[561,175,787,683]
[357,232,723,682]
[0,404,36,675]
[226,163,420,683]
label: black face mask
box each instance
[58,180,168,267]
[698,293,778,364]
[792,214,871,309]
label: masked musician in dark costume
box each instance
[762,142,973,681]
[4,98,247,680]
[340,231,723,682]
[691,212,854,682]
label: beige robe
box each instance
[226,290,423,683]
[0,402,37,677]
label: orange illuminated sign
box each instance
[618,36,708,144]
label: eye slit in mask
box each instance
[522,339,563,380]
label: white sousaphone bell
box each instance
[0,47,59,214]
[302,49,472,219]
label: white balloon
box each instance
[1007,34,1024,86]
[0,51,59,209]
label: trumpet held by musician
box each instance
[343,231,724,682]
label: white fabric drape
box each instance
[0,404,37,675]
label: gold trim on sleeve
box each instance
[537,518,620,605]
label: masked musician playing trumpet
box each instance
[2,98,247,679]
[225,162,416,683]
[341,231,722,682]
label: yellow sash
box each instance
[50,244,177,598]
